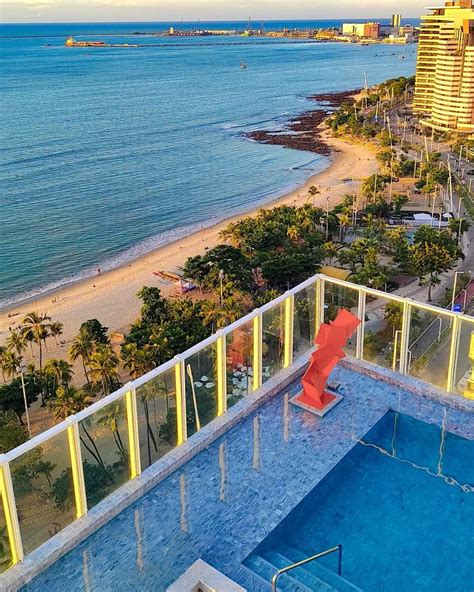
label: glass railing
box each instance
[1,273,473,574]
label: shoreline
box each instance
[246,89,357,155]
[0,127,377,349]
[0,171,327,316]
[0,89,357,318]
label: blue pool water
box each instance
[0,23,417,308]
[19,367,474,591]
[247,410,474,591]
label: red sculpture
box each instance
[295,308,360,414]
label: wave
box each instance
[0,220,218,311]
[0,152,329,313]
[220,112,293,132]
[290,157,325,171]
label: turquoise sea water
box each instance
[0,21,417,308]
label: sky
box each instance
[1,0,428,24]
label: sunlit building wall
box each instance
[414,0,474,135]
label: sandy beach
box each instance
[0,130,377,359]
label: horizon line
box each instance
[0,16,423,25]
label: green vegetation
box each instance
[328,76,415,143]
[0,371,41,424]
[0,411,29,453]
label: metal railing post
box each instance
[447,315,461,394]
[66,419,87,519]
[356,289,366,359]
[0,457,23,565]
[216,334,227,416]
[125,387,141,479]
[315,276,324,335]
[284,294,294,369]
[253,313,263,390]
[399,300,412,375]
[175,358,187,445]
[271,545,343,592]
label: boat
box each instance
[65,36,106,47]
[153,270,183,282]
[240,61,247,69]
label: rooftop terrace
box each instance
[0,274,473,591]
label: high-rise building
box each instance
[391,14,402,30]
[413,0,474,135]
[341,22,380,38]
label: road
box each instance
[382,110,474,392]
[412,310,474,394]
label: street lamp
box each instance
[325,196,330,241]
[17,361,31,437]
[218,269,224,307]
[457,196,464,219]
[457,217,464,245]
[458,144,464,172]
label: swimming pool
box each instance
[245,410,474,591]
[19,366,474,591]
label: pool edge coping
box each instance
[341,357,474,414]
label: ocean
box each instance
[0,21,418,309]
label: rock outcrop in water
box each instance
[246,89,358,156]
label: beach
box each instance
[1,29,416,310]
[0,129,377,358]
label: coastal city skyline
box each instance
[3,0,427,24]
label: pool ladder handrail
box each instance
[271,544,343,591]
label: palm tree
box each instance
[21,312,53,406]
[23,331,35,358]
[50,321,64,346]
[20,312,51,384]
[324,241,337,265]
[219,296,246,328]
[35,460,57,487]
[69,331,94,388]
[0,346,7,382]
[201,299,220,332]
[122,343,167,466]
[338,213,351,242]
[49,386,113,483]
[49,385,91,421]
[6,331,26,357]
[307,185,320,206]
[1,350,21,380]
[44,358,74,395]
[25,361,36,375]
[148,328,171,366]
[96,402,127,464]
[121,343,155,380]
[88,344,120,397]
